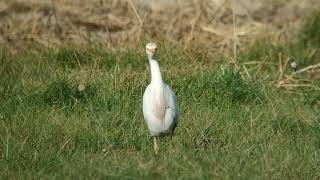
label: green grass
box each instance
[300,8,320,48]
[1,13,320,178]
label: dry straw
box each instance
[0,0,312,50]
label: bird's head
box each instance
[146,42,157,60]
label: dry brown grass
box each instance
[0,0,317,50]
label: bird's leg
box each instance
[153,137,159,154]
[170,130,175,147]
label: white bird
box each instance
[143,42,179,153]
[290,61,297,72]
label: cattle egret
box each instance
[143,42,179,154]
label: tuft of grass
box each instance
[299,88,320,108]
[42,79,97,106]
[240,38,280,63]
[290,8,320,66]
[218,70,263,103]
[300,8,320,48]
[55,48,95,68]
[178,68,264,111]
[0,48,23,94]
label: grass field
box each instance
[1,9,320,180]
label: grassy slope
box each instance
[1,10,320,178]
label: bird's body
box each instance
[143,43,179,152]
[143,79,178,136]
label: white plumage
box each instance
[143,42,179,153]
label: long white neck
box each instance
[148,58,163,86]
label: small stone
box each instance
[78,83,86,92]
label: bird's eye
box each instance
[155,48,157,51]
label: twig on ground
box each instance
[276,62,320,90]
[291,63,320,76]
[277,83,320,90]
